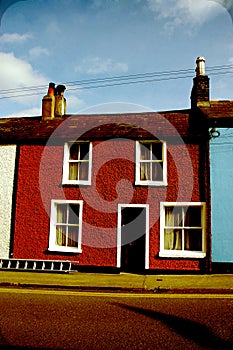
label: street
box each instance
[0,289,232,350]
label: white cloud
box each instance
[45,20,61,36]
[3,94,84,118]
[6,107,41,118]
[0,32,32,44]
[29,46,50,59]
[0,52,48,105]
[75,57,128,74]
[213,0,233,10]
[77,102,151,114]
[146,0,222,31]
[65,93,84,113]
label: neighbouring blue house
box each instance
[210,128,233,271]
[199,100,233,272]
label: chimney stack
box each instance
[191,56,209,108]
[42,82,55,120]
[195,56,206,76]
[42,83,66,120]
[55,85,66,117]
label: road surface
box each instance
[0,289,232,349]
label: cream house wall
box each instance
[0,145,16,258]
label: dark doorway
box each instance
[120,206,146,272]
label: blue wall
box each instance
[210,128,233,262]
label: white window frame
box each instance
[62,141,92,185]
[48,200,83,253]
[135,140,167,186]
[159,202,206,258]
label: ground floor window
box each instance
[159,202,206,258]
[48,200,83,253]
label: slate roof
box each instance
[198,101,233,127]
[0,109,205,144]
[1,101,232,145]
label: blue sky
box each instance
[0,0,233,117]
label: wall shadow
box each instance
[112,302,233,349]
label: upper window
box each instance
[135,141,167,186]
[48,200,83,253]
[159,202,206,258]
[62,141,92,185]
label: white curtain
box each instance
[56,204,67,246]
[164,207,182,250]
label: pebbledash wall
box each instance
[0,145,16,258]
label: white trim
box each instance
[135,140,167,186]
[62,141,92,185]
[159,202,206,258]
[159,252,206,258]
[117,204,149,269]
[48,199,83,253]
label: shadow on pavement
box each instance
[113,303,233,350]
[0,329,62,350]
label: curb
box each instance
[0,282,233,294]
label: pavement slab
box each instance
[0,271,233,293]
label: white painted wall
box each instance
[0,145,16,258]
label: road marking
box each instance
[0,288,232,298]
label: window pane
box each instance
[185,207,202,227]
[67,226,79,247]
[69,143,79,160]
[164,229,182,250]
[69,204,80,224]
[80,143,89,160]
[173,207,182,226]
[56,204,67,223]
[140,143,150,160]
[79,162,89,181]
[152,143,162,161]
[152,163,163,181]
[69,163,78,180]
[184,229,202,251]
[68,143,90,182]
[165,207,182,227]
[56,225,66,246]
[140,162,150,180]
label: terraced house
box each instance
[1,57,231,273]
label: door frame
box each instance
[117,204,149,269]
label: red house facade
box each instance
[0,57,211,273]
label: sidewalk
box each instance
[0,270,233,293]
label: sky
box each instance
[0,0,233,118]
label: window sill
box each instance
[48,247,82,254]
[135,180,168,187]
[159,251,206,259]
[62,180,91,186]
